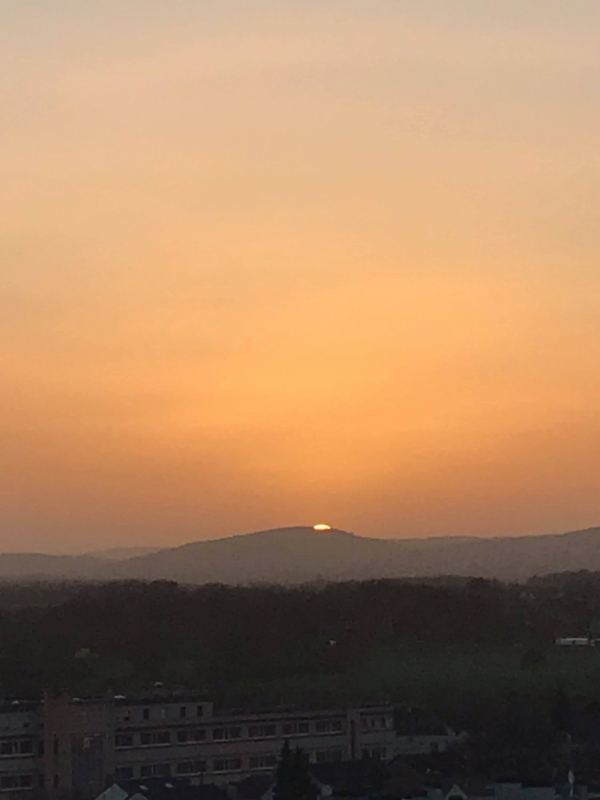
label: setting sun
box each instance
[313,524,332,532]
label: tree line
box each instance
[0,572,599,701]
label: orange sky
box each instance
[2,1,600,552]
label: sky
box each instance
[1,1,600,553]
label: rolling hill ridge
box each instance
[0,525,600,583]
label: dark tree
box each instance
[552,687,573,734]
[273,741,317,800]
[520,648,547,671]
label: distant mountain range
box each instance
[0,525,599,584]
[85,546,165,560]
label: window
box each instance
[140,732,170,746]
[249,755,278,770]
[1,740,35,757]
[160,708,167,720]
[176,729,205,743]
[179,706,187,719]
[361,716,387,731]
[142,709,150,721]
[115,734,133,749]
[140,764,170,778]
[115,766,134,781]
[213,758,242,773]
[212,727,241,741]
[371,748,387,760]
[53,776,59,789]
[0,774,33,789]
[315,720,343,734]
[283,722,310,736]
[248,725,276,738]
[315,749,343,764]
[196,706,204,717]
[176,761,206,775]
[53,738,59,756]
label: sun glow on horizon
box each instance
[313,524,332,532]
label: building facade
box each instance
[0,702,43,798]
[0,692,399,800]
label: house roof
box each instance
[95,786,129,800]
[116,778,228,800]
[309,760,385,796]
[234,774,275,800]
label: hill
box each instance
[115,525,600,584]
[1,525,600,583]
[85,546,164,560]
[0,552,114,580]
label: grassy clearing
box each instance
[225,644,600,713]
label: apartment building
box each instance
[0,692,397,800]
[0,701,44,798]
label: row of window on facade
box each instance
[114,758,259,780]
[0,774,72,793]
[123,706,206,723]
[361,717,389,731]
[114,748,347,781]
[0,741,34,758]
[115,720,341,749]
[0,751,388,792]
[0,774,34,790]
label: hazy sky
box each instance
[2,1,600,552]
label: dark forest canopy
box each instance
[0,573,600,736]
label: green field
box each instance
[225,644,600,721]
